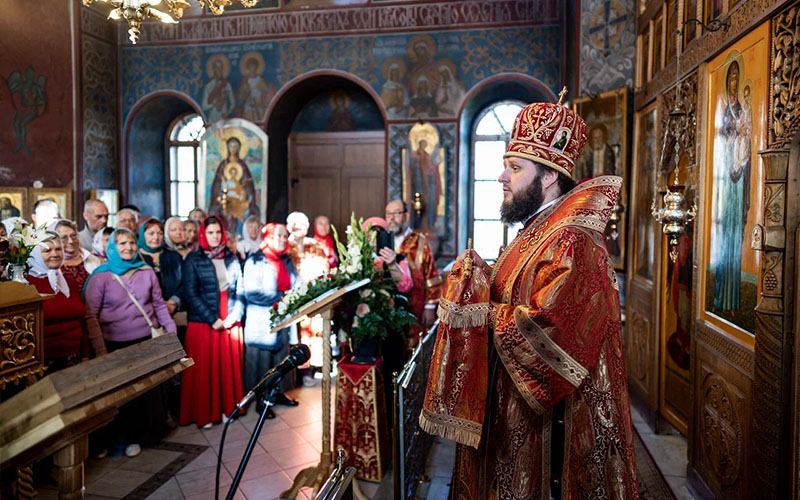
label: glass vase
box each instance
[7,264,28,284]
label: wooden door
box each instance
[289,131,385,234]
[625,102,661,421]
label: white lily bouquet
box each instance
[271,214,373,323]
[5,220,53,267]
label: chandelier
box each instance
[83,0,259,44]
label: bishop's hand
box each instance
[456,248,490,273]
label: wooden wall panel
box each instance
[693,322,753,499]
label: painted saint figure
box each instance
[0,197,21,220]
[407,139,443,231]
[712,60,751,314]
[381,61,408,119]
[575,124,616,179]
[236,53,276,122]
[202,56,235,123]
[433,62,464,116]
[209,137,259,234]
[326,91,355,132]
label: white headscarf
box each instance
[163,216,187,253]
[2,217,27,236]
[27,238,70,297]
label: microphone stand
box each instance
[225,388,278,500]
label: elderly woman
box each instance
[164,216,190,258]
[27,235,106,370]
[138,218,183,316]
[180,216,245,428]
[91,226,114,260]
[242,223,300,419]
[184,219,200,253]
[115,208,138,232]
[84,228,176,457]
[51,219,103,290]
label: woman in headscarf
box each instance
[313,215,338,268]
[84,228,176,457]
[27,235,106,371]
[138,218,183,317]
[180,215,245,428]
[164,216,190,258]
[242,223,300,419]
[50,219,102,290]
[2,216,27,237]
[91,226,114,260]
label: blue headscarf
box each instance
[137,217,164,253]
[83,228,147,293]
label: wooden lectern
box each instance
[0,282,48,390]
[0,334,193,500]
[270,278,369,500]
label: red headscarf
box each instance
[260,223,291,292]
[198,215,228,260]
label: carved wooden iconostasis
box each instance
[629,1,800,499]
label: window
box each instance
[471,100,524,261]
[168,113,205,218]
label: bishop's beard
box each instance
[500,175,545,224]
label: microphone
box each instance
[236,344,310,409]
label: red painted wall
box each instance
[0,0,76,187]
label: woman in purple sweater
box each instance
[84,228,177,458]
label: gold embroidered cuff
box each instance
[437,298,490,329]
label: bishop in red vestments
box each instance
[425,97,638,499]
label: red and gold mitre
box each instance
[503,92,588,178]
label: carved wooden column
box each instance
[760,3,800,498]
[752,148,793,499]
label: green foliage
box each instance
[272,212,416,348]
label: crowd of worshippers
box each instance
[0,198,441,460]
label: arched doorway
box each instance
[265,72,387,232]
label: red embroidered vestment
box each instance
[452,176,638,500]
[397,232,442,321]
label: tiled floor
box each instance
[631,404,697,500]
[35,384,328,500]
[31,381,693,500]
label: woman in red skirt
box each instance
[180,216,245,428]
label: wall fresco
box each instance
[580,0,635,94]
[0,0,75,187]
[292,90,384,132]
[82,35,118,190]
[125,0,560,43]
[121,26,561,124]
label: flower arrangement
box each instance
[4,220,53,268]
[271,213,416,348]
[334,275,417,349]
[2,220,54,283]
